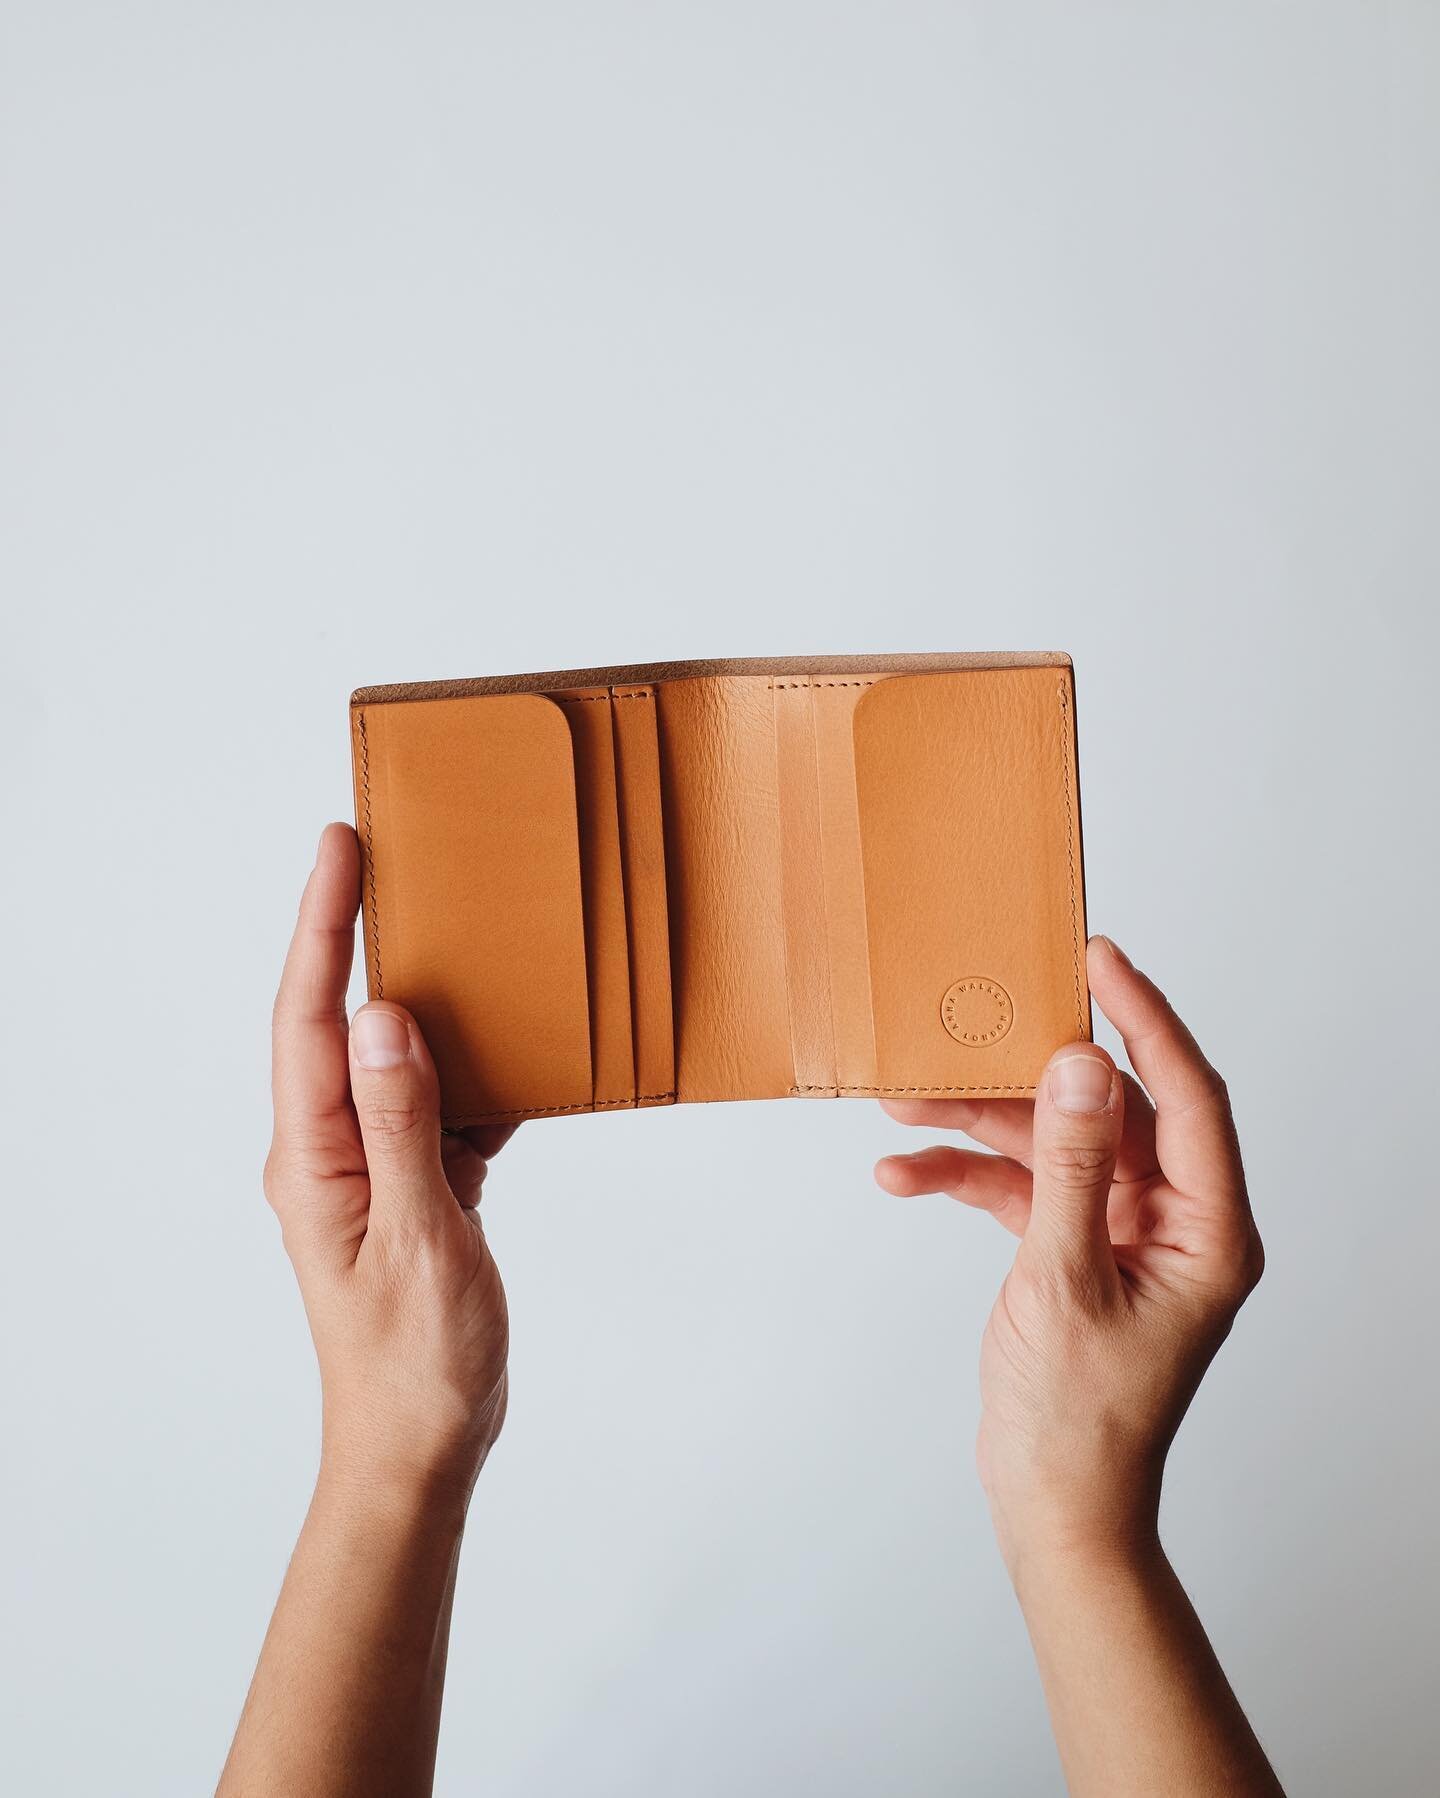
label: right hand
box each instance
[264,823,514,1507]
[875,936,1265,1573]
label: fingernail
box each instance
[1049,1053,1113,1113]
[1096,935,1132,967]
[352,1008,410,1069]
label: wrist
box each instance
[1001,1514,1166,1605]
[314,1452,473,1534]
[317,1374,505,1519]
[985,1466,1164,1591]
[316,1427,485,1528]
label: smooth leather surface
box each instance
[350,655,1090,1126]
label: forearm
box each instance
[1011,1535,1283,1797]
[218,1469,468,1798]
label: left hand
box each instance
[264,823,513,1508]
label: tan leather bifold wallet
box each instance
[349,654,1089,1127]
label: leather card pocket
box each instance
[553,689,637,1109]
[655,676,793,1103]
[352,692,592,1124]
[609,685,675,1107]
[851,667,1089,1096]
[774,675,883,1095]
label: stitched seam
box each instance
[806,678,841,1091]
[554,692,654,703]
[1057,684,1084,1036]
[607,682,642,1111]
[453,1075,1040,1117]
[773,674,835,1098]
[356,709,383,1000]
[769,680,874,690]
[793,1083,1038,1095]
[445,1090,676,1122]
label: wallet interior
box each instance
[350,654,1089,1126]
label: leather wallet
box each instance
[349,654,1090,1127]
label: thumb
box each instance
[348,1002,453,1236]
[1025,1044,1123,1284]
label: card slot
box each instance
[609,685,676,1107]
[350,692,592,1125]
[806,678,884,1092]
[771,673,892,1097]
[850,667,1089,1097]
[655,676,792,1103]
[773,679,839,1095]
[552,688,637,1110]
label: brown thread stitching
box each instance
[606,682,641,1111]
[468,682,868,698]
[772,674,843,1094]
[553,692,654,704]
[356,709,383,999]
[566,682,866,697]
[804,677,841,1091]
[795,1083,1038,1094]
[1057,684,1084,1036]
[444,1091,676,1122]
[452,1075,1040,1118]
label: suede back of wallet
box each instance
[349,653,1090,1126]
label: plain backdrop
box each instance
[2,5,1437,1794]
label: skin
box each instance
[218,825,513,1798]
[220,826,1282,1796]
[875,934,1282,1795]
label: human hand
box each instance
[875,937,1264,1576]
[264,823,512,1509]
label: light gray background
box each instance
[3,5,1437,1794]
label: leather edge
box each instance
[1061,664,1094,1041]
[439,1084,1043,1125]
[350,651,1073,708]
[350,704,382,1003]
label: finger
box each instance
[454,1122,519,1162]
[271,825,362,1154]
[1025,1044,1124,1287]
[1087,937,1247,1213]
[881,1078,1158,1181]
[348,1003,454,1237]
[439,1122,518,1210]
[875,1146,1033,1237]
[882,1096,1036,1162]
[1112,1073,1159,1177]
[441,1133,489,1211]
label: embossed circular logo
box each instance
[941,976,1014,1047]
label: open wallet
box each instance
[348,653,1090,1127]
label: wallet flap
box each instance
[351,692,592,1123]
[851,667,1089,1096]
